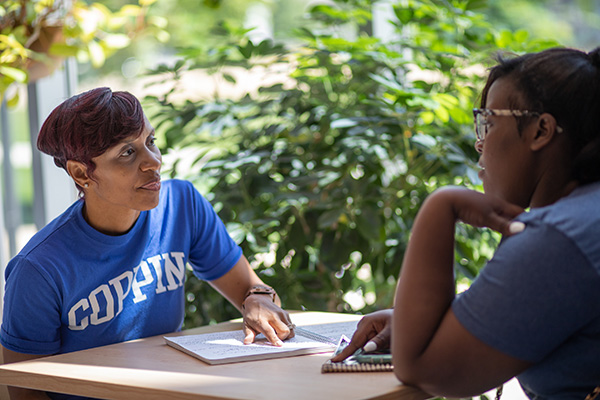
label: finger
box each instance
[270,318,293,341]
[260,305,295,340]
[363,340,378,353]
[500,202,526,219]
[330,324,371,362]
[286,322,295,339]
[508,221,526,235]
[365,326,391,352]
[330,340,361,362]
[243,324,257,345]
[490,214,526,237]
[253,320,284,347]
[279,310,293,325]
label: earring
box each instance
[84,183,89,188]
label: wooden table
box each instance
[0,311,430,400]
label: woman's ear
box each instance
[530,113,561,152]
[66,160,90,188]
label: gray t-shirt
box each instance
[453,182,600,399]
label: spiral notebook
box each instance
[321,335,394,373]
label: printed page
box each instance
[297,320,358,342]
[164,321,359,365]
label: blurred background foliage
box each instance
[0,0,168,105]
[5,0,598,328]
[1,2,595,399]
[75,0,599,329]
[137,0,563,328]
[77,0,600,85]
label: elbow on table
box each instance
[393,358,435,394]
[393,360,491,399]
[393,362,437,395]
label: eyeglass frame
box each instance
[472,108,563,142]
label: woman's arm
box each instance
[2,346,51,399]
[209,255,294,346]
[392,187,530,398]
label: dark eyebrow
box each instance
[114,128,156,154]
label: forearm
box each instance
[392,189,458,374]
[389,188,530,396]
[209,255,281,310]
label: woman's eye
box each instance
[121,148,134,157]
[148,137,156,146]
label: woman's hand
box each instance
[209,256,295,347]
[241,294,294,346]
[330,309,393,362]
[437,187,525,236]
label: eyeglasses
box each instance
[473,109,546,142]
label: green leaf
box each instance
[317,209,344,229]
[356,209,381,241]
[411,134,437,148]
[420,111,435,124]
[513,29,530,44]
[0,66,28,83]
[48,43,79,57]
[331,119,358,129]
[238,43,254,59]
[102,33,131,49]
[88,40,106,68]
[433,105,450,122]
[223,73,236,84]
[6,91,20,107]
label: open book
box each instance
[164,320,358,365]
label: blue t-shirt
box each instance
[1,179,241,358]
[453,182,600,399]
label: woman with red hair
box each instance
[1,87,294,400]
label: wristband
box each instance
[242,285,276,309]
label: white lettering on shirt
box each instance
[163,252,185,291]
[89,284,114,325]
[131,261,154,303]
[67,252,187,331]
[68,298,90,330]
[148,255,166,294]
[108,270,134,316]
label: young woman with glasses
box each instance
[332,46,600,399]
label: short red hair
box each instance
[37,87,145,191]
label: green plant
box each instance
[144,0,558,328]
[0,0,167,105]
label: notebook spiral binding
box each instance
[321,360,394,373]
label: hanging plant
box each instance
[0,0,168,106]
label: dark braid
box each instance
[589,47,600,68]
[575,47,600,183]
